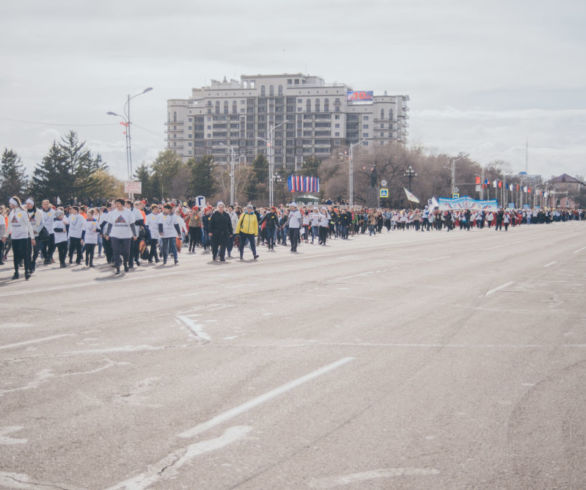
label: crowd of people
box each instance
[1,195,584,281]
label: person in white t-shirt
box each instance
[145,204,161,263]
[81,209,99,267]
[52,209,69,268]
[67,206,86,265]
[5,196,35,280]
[158,204,181,265]
[103,199,137,275]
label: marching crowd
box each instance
[1,195,584,281]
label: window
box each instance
[294,79,299,85]
[188,134,192,138]
[364,116,369,120]
[224,101,229,114]
[188,117,193,122]
[278,85,283,96]
[232,101,237,114]
[306,100,311,113]
[335,132,340,137]
[335,115,340,120]
[363,124,369,129]
[173,111,177,122]
[188,126,192,130]
[269,85,274,97]
[215,101,220,114]
[381,109,385,119]
[363,132,369,137]
[188,142,193,146]
[335,124,340,128]
[287,79,292,85]
[324,99,329,112]
[261,85,266,96]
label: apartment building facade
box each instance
[166,73,409,168]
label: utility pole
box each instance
[450,158,455,196]
[480,166,485,200]
[349,144,355,207]
[229,146,236,205]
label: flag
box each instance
[523,186,528,192]
[404,187,420,204]
[56,196,62,205]
[509,184,513,191]
[288,176,320,193]
[475,176,481,185]
[498,181,502,188]
[493,180,497,188]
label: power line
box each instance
[0,117,114,127]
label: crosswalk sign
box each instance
[380,188,389,198]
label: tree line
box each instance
[2,131,583,207]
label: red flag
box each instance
[498,181,502,188]
[475,176,481,185]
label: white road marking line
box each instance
[107,426,251,490]
[485,281,514,296]
[66,345,164,355]
[233,342,586,350]
[543,261,557,268]
[179,357,355,439]
[308,468,440,488]
[0,334,74,351]
[177,315,211,342]
[0,426,27,445]
[574,246,586,254]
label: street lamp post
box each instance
[107,87,153,182]
[348,139,368,207]
[404,165,417,191]
[257,121,285,207]
[219,143,238,205]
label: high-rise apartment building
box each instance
[166,73,409,168]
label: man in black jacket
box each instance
[208,202,233,262]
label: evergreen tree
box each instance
[134,163,152,199]
[30,131,107,203]
[151,149,183,199]
[0,149,28,203]
[189,155,217,197]
[246,153,269,202]
[31,142,75,203]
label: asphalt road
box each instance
[1,222,585,489]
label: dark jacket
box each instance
[209,211,233,239]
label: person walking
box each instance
[67,206,85,265]
[208,202,233,262]
[236,203,259,261]
[158,204,181,265]
[53,209,69,268]
[81,209,99,267]
[6,196,35,280]
[287,202,302,253]
[103,198,137,275]
[145,204,161,263]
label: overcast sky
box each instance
[1,0,585,180]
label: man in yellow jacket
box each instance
[236,204,259,261]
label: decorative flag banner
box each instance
[475,176,481,185]
[437,196,498,211]
[403,187,420,204]
[288,175,320,193]
[493,180,498,188]
[523,185,528,192]
[509,184,514,191]
[120,122,129,127]
[498,181,502,188]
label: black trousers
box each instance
[211,235,228,261]
[188,227,201,252]
[56,241,68,266]
[69,237,82,263]
[12,238,32,274]
[102,236,113,263]
[289,228,300,252]
[239,233,257,258]
[111,237,131,269]
[319,226,328,245]
[40,234,55,263]
[148,239,159,262]
[85,243,96,265]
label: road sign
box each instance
[452,193,460,198]
[195,195,206,208]
[380,179,388,187]
[124,181,142,194]
[380,188,389,198]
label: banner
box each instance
[288,175,320,193]
[347,90,374,103]
[437,196,498,211]
[403,187,420,203]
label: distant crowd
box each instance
[1,195,584,280]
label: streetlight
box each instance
[257,121,285,207]
[404,164,417,191]
[348,138,368,207]
[107,87,153,182]
[218,143,242,205]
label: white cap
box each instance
[25,198,34,206]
